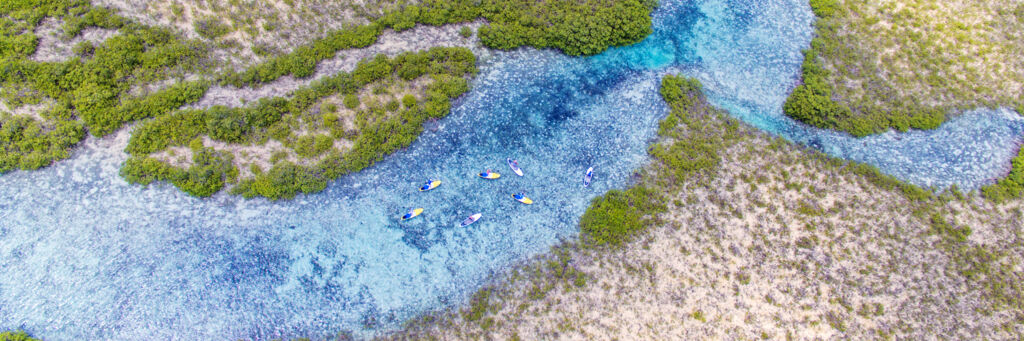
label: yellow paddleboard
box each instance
[479,172,501,179]
[512,193,533,204]
[401,208,424,220]
[419,180,442,191]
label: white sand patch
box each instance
[31,17,119,63]
[0,99,54,124]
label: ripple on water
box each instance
[1,0,1023,339]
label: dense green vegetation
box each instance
[981,147,1024,203]
[469,0,656,56]
[580,186,665,247]
[0,33,38,59]
[0,0,210,172]
[222,0,656,87]
[124,47,477,198]
[580,75,739,246]
[0,111,84,172]
[0,331,39,341]
[121,143,237,197]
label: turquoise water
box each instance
[1,0,1022,339]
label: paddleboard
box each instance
[507,158,524,176]
[401,208,424,220]
[419,179,442,191]
[512,193,533,204]
[583,166,594,187]
[460,213,482,227]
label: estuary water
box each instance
[2,0,1022,339]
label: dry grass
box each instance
[92,0,409,66]
[819,0,1024,112]
[388,132,1024,340]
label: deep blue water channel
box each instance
[2,0,1023,339]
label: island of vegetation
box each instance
[785,0,1024,136]
[784,0,1024,202]
[0,0,657,198]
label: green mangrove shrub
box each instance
[783,0,948,137]
[0,112,84,172]
[121,145,237,197]
[220,0,657,87]
[0,1,211,173]
[0,33,38,58]
[981,146,1024,202]
[580,186,667,246]
[0,330,41,341]
[125,47,477,199]
[581,75,732,246]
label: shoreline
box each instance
[383,76,1024,340]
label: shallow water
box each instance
[1,0,1022,339]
